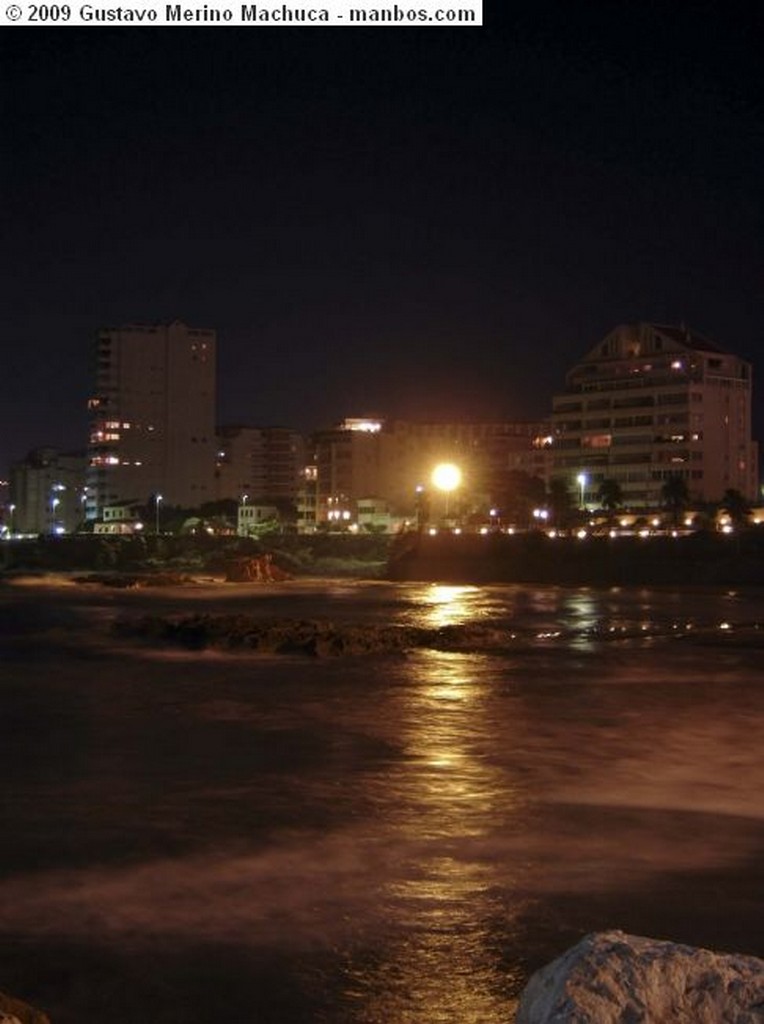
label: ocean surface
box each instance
[1,575,763,1022]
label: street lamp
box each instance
[431,462,462,522]
[576,472,588,510]
[8,503,15,536]
[155,493,163,535]
[414,484,429,532]
[50,497,61,535]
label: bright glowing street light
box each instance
[155,493,163,535]
[431,463,462,493]
[431,463,462,522]
[576,472,588,510]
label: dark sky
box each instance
[2,2,763,478]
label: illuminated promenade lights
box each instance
[532,507,549,529]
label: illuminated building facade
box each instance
[10,447,87,535]
[86,321,217,518]
[308,417,552,528]
[552,323,758,507]
[383,419,552,510]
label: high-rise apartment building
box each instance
[215,426,305,505]
[551,323,758,507]
[86,321,217,518]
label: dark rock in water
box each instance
[0,990,50,1024]
[111,612,764,657]
[516,930,764,1023]
[111,614,518,657]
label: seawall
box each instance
[388,530,764,587]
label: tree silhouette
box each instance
[597,478,623,512]
[548,478,575,527]
[719,488,750,527]
[661,474,690,525]
[492,470,546,527]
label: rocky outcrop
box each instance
[112,614,521,656]
[223,555,291,582]
[111,611,764,657]
[516,930,764,1023]
[0,991,50,1024]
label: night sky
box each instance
[2,2,762,478]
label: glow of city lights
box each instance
[344,418,382,433]
[431,463,462,492]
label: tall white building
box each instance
[551,323,758,507]
[86,321,217,518]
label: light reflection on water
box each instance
[413,584,483,628]
[344,650,524,1022]
[1,578,764,1023]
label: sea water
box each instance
[1,577,763,1022]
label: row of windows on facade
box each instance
[554,391,736,413]
[572,469,706,483]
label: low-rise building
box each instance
[93,501,145,535]
[237,501,281,538]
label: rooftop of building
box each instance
[648,323,728,354]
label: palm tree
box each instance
[661,474,690,526]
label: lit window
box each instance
[343,418,382,433]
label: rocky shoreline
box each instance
[516,931,764,1023]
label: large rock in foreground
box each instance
[0,990,50,1024]
[516,930,764,1023]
